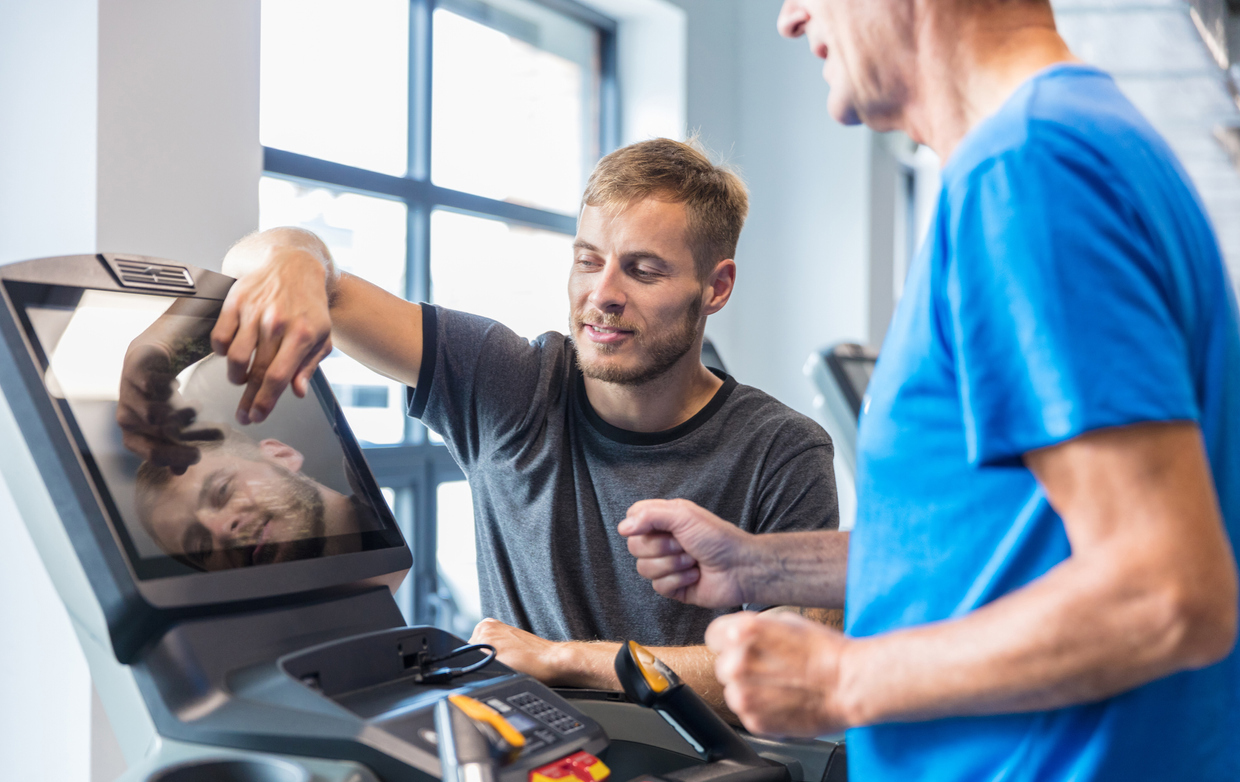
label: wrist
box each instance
[550,641,617,689]
[738,533,780,606]
[832,635,873,729]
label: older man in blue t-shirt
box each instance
[621,1,1240,780]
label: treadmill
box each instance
[0,254,846,782]
[803,344,878,532]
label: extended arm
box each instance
[213,227,424,424]
[619,500,849,610]
[703,422,1239,736]
[471,610,837,720]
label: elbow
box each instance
[1163,569,1239,670]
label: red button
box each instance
[530,751,609,782]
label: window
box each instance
[258,0,617,630]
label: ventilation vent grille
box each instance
[101,255,196,292]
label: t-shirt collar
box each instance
[575,366,739,446]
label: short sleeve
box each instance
[742,439,838,612]
[753,443,839,535]
[407,305,571,467]
[943,133,1199,466]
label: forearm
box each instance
[131,298,221,371]
[741,531,849,609]
[328,272,424,388]
[840,551,1234,726]
[555,642,729,714]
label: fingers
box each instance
[705,612,847,737]
[210,292,242,356]
[225,308,260,386]
[626,532,684,558]
[179,426,225,443]
[121,430,201,473]
[706,611,760,654]
[235,317,282,424]
[248,324,325,420]
[291,336,332,398]
[651,569,701,600]
[469,617,497,645]
[635,552,697,581]
[618,499,687,536]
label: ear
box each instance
[258,438,305,472]
[703,259,736,316]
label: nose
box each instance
[586,259,627,313]
[200,507,244,548]
[776,0,809,39]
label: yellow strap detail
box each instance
[629,641,671,694]
[448,694,527,748]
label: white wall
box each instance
[0,2,261,779]
[668,0,877,419]
[582,0,687,144]
[0,0,99,264]
[95,0,261,269]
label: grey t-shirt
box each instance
[407,305,839,646]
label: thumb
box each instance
[619,498,691,537]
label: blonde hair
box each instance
[582,138,749,279]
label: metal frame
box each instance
[262,0,619,626]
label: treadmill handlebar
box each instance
[435,695,523,782]
[614,643,770,769]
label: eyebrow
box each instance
[573,239,671,266]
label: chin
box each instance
[828,92,864,126]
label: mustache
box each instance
[577,312,640,332]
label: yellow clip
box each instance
[586,759,611,781]
[628,641,671,694]
[448,694,527,749]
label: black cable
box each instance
[413,643,498,684]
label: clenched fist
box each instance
[619,498,757,608]
[705,611,856,738]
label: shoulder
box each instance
[720,382,834,455]
[946,65,1169,196]
[434,305,571,359]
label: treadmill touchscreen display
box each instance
[839,356,874,401]
[10,283,404,579]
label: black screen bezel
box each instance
[5,279,409,591]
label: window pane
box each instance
[430,210,572,340]
[437,480,481,629]
[259,176,409,445]
[261,0,409,175]
[432,0,599,214]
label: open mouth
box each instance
[249,515,277,566]
[583,323,635,343]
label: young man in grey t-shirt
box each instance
[155,139,839,709]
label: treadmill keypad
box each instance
[508,693,584,734]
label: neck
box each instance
[583,347,724,433]
[902,2,1078,162]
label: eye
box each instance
[212,477,232,509]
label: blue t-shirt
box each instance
[849,64,1240,781]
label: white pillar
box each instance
[0,1,262,779]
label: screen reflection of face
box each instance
[137,436,326,571]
